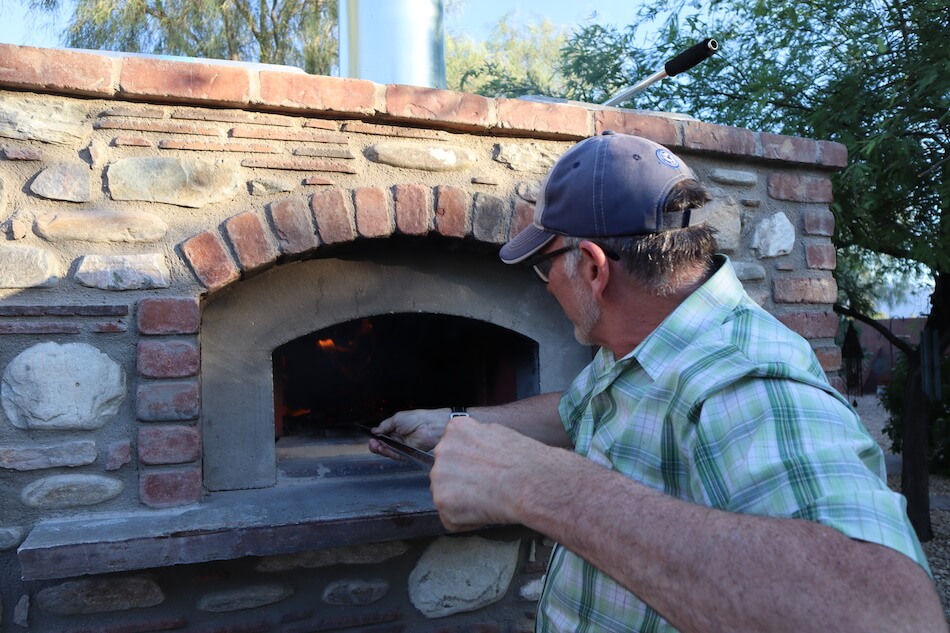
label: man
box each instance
[369,132,946,632]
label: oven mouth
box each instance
[272,312,538,478]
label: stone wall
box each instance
[0,43,845,631]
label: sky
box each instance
[0,0,640,49]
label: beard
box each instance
[568,271,602,346]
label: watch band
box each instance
[449,406,469,418]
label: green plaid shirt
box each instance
[536,256,928,633]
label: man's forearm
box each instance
[515,445,947,633]
[468,392,570,447]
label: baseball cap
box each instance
[499,132,703,264]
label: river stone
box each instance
[107,157,241,208]
[752,211,796,258]
[256,541,409,572]
[21,474,123,509]
[34,208,168,242]
[515,181,541,202]
[732,261,767,281]
[197,584,293,612]
[0,96,92,145]
[365,142,477,172]
[14,595,28,627]
[708,168,758,186]
[1,341,126,430]
[409,536,520,618]
[30,162,92,202]
[36,575,164,614]
[322,579,389,606]
[493,143,562,173]
[0,440,97,470]
[0,527,26,551]
[0,243,60,287]
[704,196,741,253]
[75,253,170,290]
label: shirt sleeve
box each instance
[690,376,930,573]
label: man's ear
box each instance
[577,240,611,299]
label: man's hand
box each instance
[429,416,554,532]
[368,408,449,461]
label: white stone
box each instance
[409,536,520,618]
[704,197,741,253]
[732,261,767,281]
[0,243,60,287]
[0,440,97,470]
[107,157,242,208]
[36,576,163,614]
[1,342,126,430]
[322,579,389,605]
[493,143,563,173]
[519,577,545,601]
[21,474,123,509]
[75,253,170,290]
[752,212,796,258]
[0,96,92,145]
[708,168,758,186]
[366,142,477,172]
[30,162,92,202]
[34,208,168,242]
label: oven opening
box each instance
[272,313,539,477]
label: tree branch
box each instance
[833,303,915,356]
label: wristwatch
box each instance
[450,406,469,418]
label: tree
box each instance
[557,0,949,540]
[24,0,337,74]
[445,12,568,97]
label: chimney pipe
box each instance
[338,0,446,89]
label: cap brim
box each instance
[499,224,556,264]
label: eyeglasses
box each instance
[527,246,575,283]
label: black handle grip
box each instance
[664,38,719,77]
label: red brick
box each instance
[230,126,348,144]
[138,425,201,465]
[805,243,836,270]
[101,106,166,118]
[139,468,201,508]
[394,184,431,235]
[94,119,219,136]
[773,277,838,304]
[223,211,279,274]
[682,121,757,157]
[342,120,449,140]
[303,176,335,186]
[293,147,354,159]
[137,339,199,378]
[813,344,842,371]
[268,196,320,255]
[495,98,590,138]
[768,174,834,203]
[760,133,819,164]
[312,188,357,244]
[594,111,679,147]
[778,311,838,339]
[92,320,128,333]
[180,230,241,291]
[60,616,188,633]
[434,185,471,238]
[818,140,848,168]
[0,323,80,335]
[302,119,340,130]
[0,43,114,95]
[172,108,295,126]
[512,199,535,236]
[353,187,393,238]
[136,381,200,421]
[113,136,152,147]
[2,147,43,160]
[188,622,269,633]
[158,140,277,153]
[386,85,493,131]
[119,57,251,105]
[829,375,846,395]
[802,208,836,236]
[258,71,381,115]
[137,297,199,335]
[241,157,357,173]
[105,440,132,471]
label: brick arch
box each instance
[179,185,535,294]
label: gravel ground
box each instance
[853,394,950,621]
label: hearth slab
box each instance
[18,472,442,581]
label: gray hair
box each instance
[563,180,717,296]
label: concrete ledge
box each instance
[18,472,442,581]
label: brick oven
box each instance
[0,43,846,631]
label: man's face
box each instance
[541,239,602,346]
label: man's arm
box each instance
[430,417,948,633]
[369,392,569,458]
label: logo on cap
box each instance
[655,149,680,169]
